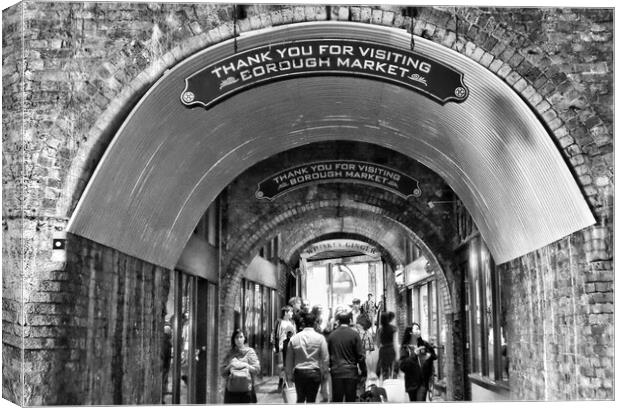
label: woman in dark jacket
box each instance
[398,323,437,402]
[221,329,261,403]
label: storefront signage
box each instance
[404,256,433,286]
[255,160,422,200]
[302,239,379,258]
[181,39,469,108]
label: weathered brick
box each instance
[3,4,614,406]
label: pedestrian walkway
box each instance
[255,376,286,404]
[254,375,445,403]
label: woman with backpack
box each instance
[221,329,261,403]
[398,323,437,402]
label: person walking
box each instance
[288,296,303,329]
[361,293,378,328]
[399,323,437,402]
[311,304,328,335]
[327,311,368,402]
[350,298,362,326]
[375,295,385,332]
[272,305,297,392]
[327,304,347,332]
[221,329,260,403]
[375,311,400,381]
[353,313,375,397]
[311,304,331,402]
[284,311,329,403]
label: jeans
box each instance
[331,377,358,402]
[293,368,322,403]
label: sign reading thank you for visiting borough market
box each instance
[255,160,422,200]
[181,39,469,108]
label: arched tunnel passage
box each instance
[215,206,457,403]
[171,140,463,403]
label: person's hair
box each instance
[380,311,395,326]
[230,328,247,349]
[403,323,421,345]
[288,296,301,307]
[281,305,293,317]
[358,313,371,330]
[368,293,374,298]
[311,305,322,315]
[336,311,353,325]
[300,311,317,328]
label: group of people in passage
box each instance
[221,294,436,403]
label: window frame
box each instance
[464,236,509,388]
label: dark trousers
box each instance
[376,345,396,379]
[407,385,427,402]
[293,368,322,403]
[224,390,257,403]
[331,377,358,402]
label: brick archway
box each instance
[57,6,608,223]
[223,206,453,314]
[66,19,593,269]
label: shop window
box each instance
[163,270,218,404]
[407,279,446,382]
[239,279,277,377]
[465,237,508,385]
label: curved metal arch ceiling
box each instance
[68,22,595,268]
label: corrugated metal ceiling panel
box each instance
[67,22,595,268]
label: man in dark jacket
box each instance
[327,311,367,402]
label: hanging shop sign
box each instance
[301,239,378,258]
[181,39,469,108]
[255,160,422,200]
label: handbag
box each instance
[227,366,252,393]
[282,379,297,404]
[381,378,407,403]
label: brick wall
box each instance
[2,3,25,403]
[11,233,170,405]
[502,228,613,400]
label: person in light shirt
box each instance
[284,311,329,403]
